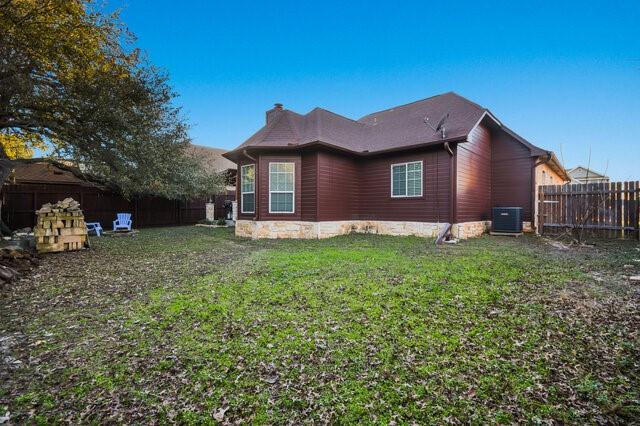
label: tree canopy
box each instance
[0,0,223,198]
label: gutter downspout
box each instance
[243,150,259,221]
[445,142,455,226]
[434,141,454,244]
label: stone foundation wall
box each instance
[451,221,491,239]
[236,220,492,240]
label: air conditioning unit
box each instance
[491,207,523,235]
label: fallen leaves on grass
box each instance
[1,229,638,423]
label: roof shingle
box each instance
[227,92,500,158]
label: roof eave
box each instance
[222,136,468,163]
[537,151,570,182]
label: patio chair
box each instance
[86,222,103,236]
[113,213,132,232]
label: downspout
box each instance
[434,141,455,244]
[444,141,454,156]
[243,150,259,221]
[445,142,455,225]
[534,152,552,168]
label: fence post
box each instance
[538,186,544,235]
[636,181,640,240]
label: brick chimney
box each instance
[266,103,283,124]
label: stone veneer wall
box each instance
[235,220,492,240]
[451,221,491,239]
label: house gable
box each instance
[567,166,608,180]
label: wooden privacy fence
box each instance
[2,183,235,231]
[538,181,640,239]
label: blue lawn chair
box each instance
[86,222,103,236]
[113,213,132,231]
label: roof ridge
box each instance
[308,106,363,125]
[315,108,322,140]
[446,91,488,112]
[261,110,299,144]
[357,91,460,121]
[189,143,227,152]
[282,111,301,142]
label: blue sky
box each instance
[112,0,639,180]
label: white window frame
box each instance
[240,164,255,214]
[268,162,295,214]
[390,160,423,198]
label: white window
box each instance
[240,164,255,213]
[269,162,294,213]
[391,161,423,197]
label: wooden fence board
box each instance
[2,183,235,230]
[538,181,640,239]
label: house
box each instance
[185,144,237,189]
[223,92,569,239]
[185,144,237,218]
[566,166,610,184]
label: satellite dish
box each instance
[424,112,450,139]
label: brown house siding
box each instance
[491,132,534,221]
[237,128,538,226]
[258,154,302,221]
[300,152,319,221]
[357,147,451,222]
[317,151,359,221]
[456,124,492,222]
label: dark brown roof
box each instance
[9,161,93,185]
[225,92,557,162]
[185,144,236,173]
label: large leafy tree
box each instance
[0,0,222,198]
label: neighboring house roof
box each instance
[186,144,237,173]
[566,166,609,180]
[8,161,97,186]
[6,146,237,189]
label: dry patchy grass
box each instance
[1,227,639,424]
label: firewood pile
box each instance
[34,198,89,253]
[0,245,38,289]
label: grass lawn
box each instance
[1,227,639,424]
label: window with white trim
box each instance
[240,164,255,213]
[269,162,294,213]
[391,161,423,197]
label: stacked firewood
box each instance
[34,198,89,253]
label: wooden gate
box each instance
[537,181,640,239]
